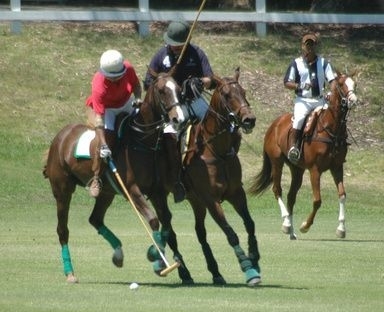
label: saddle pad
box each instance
[180,124,192,163]
[74,129,95,159]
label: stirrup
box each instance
[87,177,102,198]
[288,147,300,163]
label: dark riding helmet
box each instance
[301,33,318,59]
[163,21,190,46]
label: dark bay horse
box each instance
[250,72,357,240]
[43,73,185,283]
[182,68,261,286]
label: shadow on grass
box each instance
[300,238,384,243]
[83,280,307,290]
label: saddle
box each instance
[303,106,325,137]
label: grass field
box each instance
[0,21,383,311]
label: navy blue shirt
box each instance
[144,44,213,90]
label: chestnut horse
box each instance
[250,72,357,240]
[43,73,185,283]
[182,68,261,286]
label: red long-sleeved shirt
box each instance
[86,61,140,115]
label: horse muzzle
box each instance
[241,115,256,134]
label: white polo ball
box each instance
[129,282,139,290]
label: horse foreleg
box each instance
[228,191,261,274]
[190,199,226,285]
[278,197,296,240]
[150,195,194,284]
[89,194,124,268]
[272,162,297,239]
[331,167,347,238]
[209,200,260,286]
[300,168,321,233]
[336,194,346,238]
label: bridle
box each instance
[209,80,255,134]
[316,75,357,147]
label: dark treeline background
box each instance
[2,1,382,13]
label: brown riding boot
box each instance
[89,149,102,198]
[288,128,302,163]
[164,133,186,203]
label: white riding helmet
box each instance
[99,49,127,78]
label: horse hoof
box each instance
[299,222,310,233]
[112,247,124,268]
[336,229,346,238]
[247,277,261,286]
[281,225,291,234]
[66,273,78,284]
[289,233,297,240]
[213,276,227,285]
[181,278,195,285]
[245,268,261,286]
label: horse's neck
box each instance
[200,109,235,157]
[320,87,344,131]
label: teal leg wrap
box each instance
[160,229,169,245]
[234,245,260,283]
[153,231,165,248]
[234,245,253,272]
[98,225,122,250]
[147,231,165,262]
[153,259,166,275]
[62,244,74,275]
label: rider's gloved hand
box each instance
[100,144,112,159]
[189,77,204,93]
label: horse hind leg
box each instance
[54,181,78,283]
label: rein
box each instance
[311,77,353,148]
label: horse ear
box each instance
[234,67,240,81]
[211,74,222,86]
[147,66,158,79]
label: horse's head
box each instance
[333,70,358,109]
[211,67,256,134]
[146,67,185,128]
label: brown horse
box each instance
[43,72,185,283]
[182,68,261,286]
[250,72,358,240]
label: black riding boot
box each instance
[288,128,302,163]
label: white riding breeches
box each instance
[104,96,136,131]
[292,96,326,129]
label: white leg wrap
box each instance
[338,195,346,222]
[278,197,289,218]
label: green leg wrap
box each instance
[62,244,74,276]
[153,231,165,248]
[234,245,260,283]
[98,225,122,250]
[233,245,253,272]
[160,229,169,245]
[153,259,166,275]
[147,231,165,263]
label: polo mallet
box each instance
[107,157,180,276]
[177,0,207,65]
